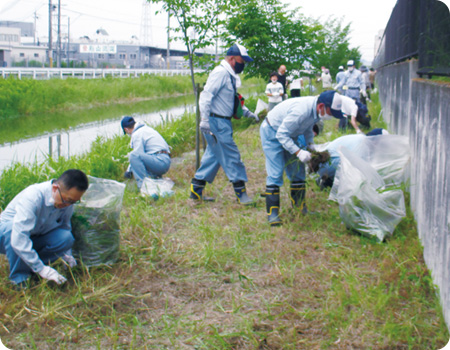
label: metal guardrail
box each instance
[0,68,200,80]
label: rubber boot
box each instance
[290,181,308,214]
[190,178,215,201]
[232,181,254,205]
[265,185,282,226]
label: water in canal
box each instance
[0,85,262,171]
[0,94,196,170]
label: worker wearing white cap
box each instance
[335,60,366,103]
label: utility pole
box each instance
[67,17,70,67]
[48,0,53,67]
[57,0,61,68]
[167,11,170,69]
[34,11,38,45]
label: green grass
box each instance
[0,74,206,119]
[0,89,448,349]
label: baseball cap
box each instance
[318,90,344,119]
[226,43,254,62]
[338,65,344,70]
[121,116,136,134]
[347,60,355,66]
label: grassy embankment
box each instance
[0,78,448,349]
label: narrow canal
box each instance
[0,85,262,170]
[0,94,195,170]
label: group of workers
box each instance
[0,43,381,288]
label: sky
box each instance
[1,0,449,64]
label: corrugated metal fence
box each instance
[373,0,450,78]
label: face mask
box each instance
[234,61,245,74]
[348,67,354,72]
[271,79,277,83]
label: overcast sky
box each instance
[1,0,449,64]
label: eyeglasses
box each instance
[57,187,80,205]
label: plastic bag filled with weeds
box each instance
[71,176,126,266]
[140,177,174,199]
[330,147,406,242]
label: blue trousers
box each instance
[129,151,171,188]
[260,120,305,187]
[317,156,340,181]
[345,88,361,103]
[195,116,248,184]
[0,221,74,284]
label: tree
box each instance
[223,0,314,79]
[305,16,362,77]
[147,0,231,94]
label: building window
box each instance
[34,53,39,58]
[130,54,136,60]
[119,53,126,59]
[20,53,25,57]
[98,54,104,59]
[108,54,115,59]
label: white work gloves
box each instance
[199,118,211,134]
[38,265,67,285]
[62,250,77,268]
[356,129,364,134]
[360,89,367,98]
[247,111,260,123]
[297,149,312,163]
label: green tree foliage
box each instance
[305,16,362,77]
[223,0,361,79]
[147,0,231,93]
[224,0,313,78]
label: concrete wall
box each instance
[377,59,450,328]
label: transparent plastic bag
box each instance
[140,177,174,199]
[71,176,126,266]
[330,147,406,241]
[254,99,269,116]
[365,135,410,186]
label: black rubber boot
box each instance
[290,181,308,214]
[265,185,282,226]
[190,178,215,201]
[232,181,254,205]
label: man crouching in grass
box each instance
[0,169,88,289]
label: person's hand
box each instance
[297,149,312,163]
[38,266,67,284]
[124,170,133,179]
[199,119,211,134]
[356,129,364,134]
[308,144,317,152]
[62,251,77,268]
[247,111,260,123]
[360,89,367,98]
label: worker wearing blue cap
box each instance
[121,116,171,189]
[260,90,344,226]
[190,43,259,204]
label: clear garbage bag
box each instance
[71,176,126,266]
[365,135,410,186]
[254,99,269,116]
[330,147,406,241]
[140,177,174,199]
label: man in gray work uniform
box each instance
[190,43,259,204]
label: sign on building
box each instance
[79,44,117,54]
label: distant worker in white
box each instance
[121,116,171,189]
[335,60,366,103]
[335,65,346,95]
[266,72,284,111]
